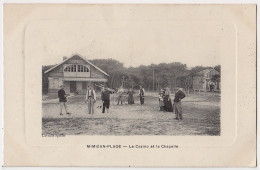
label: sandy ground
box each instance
[42,92,220,136]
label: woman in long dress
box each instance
[159,88,165,111]
[163,87,173,112]
[127,88,135,105]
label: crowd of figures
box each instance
[58,85,146,113]
[159,87,186,120]
[57,84,185,120]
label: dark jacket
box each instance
[139,88,145,96]
[101,90,111,101]
[174,90,185,102]
[58,89,67,102]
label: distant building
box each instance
[44,54,109,94]
[176,68,220,92]
[192,68,220,91]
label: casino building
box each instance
[44,54,109,94]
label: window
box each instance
[64,66,69,72]
[64,65,77,72]
[78,65,89,72]
[53,78,59,89]
[73,65,76,72]
[64,65,89,72]
[84,66,89,72]
[78,65,83,72]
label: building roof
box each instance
[195,68,219,76]
[63,77,108,82]
[44,54,109,77]
[176,68,220,79]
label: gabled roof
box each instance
[44,54,109,77]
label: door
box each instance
[70,81,76,93]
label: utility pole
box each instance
[153,65,155,91]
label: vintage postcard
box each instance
[3,4,256,167]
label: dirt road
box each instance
[42,92,220,136]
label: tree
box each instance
[214,65,221,73]
[89,59,126,88]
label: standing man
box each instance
[58,85,71,115]
[85,85,96,114]
[174,88,186,120]
[110,88,117,105]
[139,85,145,105]
[117,86,124,105]
[101,86,112,113]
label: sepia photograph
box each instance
[40,14,221,136]
[4,4,256,167]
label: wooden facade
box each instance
[44,54,109,94]
[176,68,220,92]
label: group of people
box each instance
[159,87,186,120]
[159,87,173,112]
[58,84,146,115]
[116,87,135,105]
[58,84,185,120]
[85,85,116,114]
[116,85,145,105]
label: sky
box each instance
[25,5,232,68]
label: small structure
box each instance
[176,68,220,92]
[44,54,109,94]
[192,68,220,92]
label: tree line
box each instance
[42,59,220,91]
[89,59,220,91]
